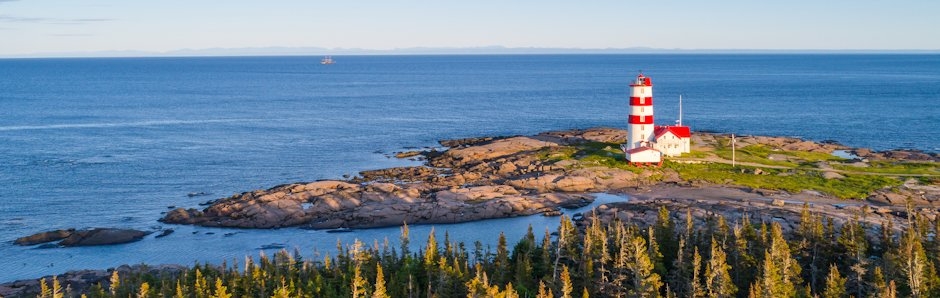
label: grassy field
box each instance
[533,140,934,199]
[663,161,902,199]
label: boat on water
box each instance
[320,56,334,65]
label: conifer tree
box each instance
[869,266,888,298]
[52,276,63,298]
[351,264,367,298]
[373,264,391,298]
[174,280,185,298]
[138,282,150,298]
[654,206,678,273]
[425,228,439,266]
[885,280,898,298]
[822,264,847,298]
[401,222,411,257]
[536,280,553,298]
[561,265,573,298]
[705,238,736,298]
[896,225,935,298]
[194,268,209,298]
[109,270,120,297]
[502,282,520,298]
[494,232,510,284]
[753,223,802,298]
[270,281,291,298]
[838,217,869,297]
[211,278,231,298]
[647,226,666,278]
[626,235,664,298]
[38,278,51,298]
[690,247,704,298]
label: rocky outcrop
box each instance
[14,228,151,247]
[537,127,627,144]
[58,228,150,247]
[854,148,939,162]
[432,136,558,168]
[13,229,74,246]
[162,177,594,229]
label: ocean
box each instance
[0,54,938,282]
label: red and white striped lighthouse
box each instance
[626,74,654,150]
[621,73,663,165]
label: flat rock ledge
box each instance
[14,228,151,247]
[161,181,594,229]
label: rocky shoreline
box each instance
[160,127,938,230]
[159,128,645,230]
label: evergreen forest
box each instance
[26,203,940,298]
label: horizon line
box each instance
[3,46,939,59]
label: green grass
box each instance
[712,144,799,167]
[708,136,848,168]
[573,142,641,171]
[535,141,648,173]
[679,150,712,158]
[832,161,939,175]
[664,161,902,199]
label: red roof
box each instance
[629,74,653,87]
[654,125,691,139]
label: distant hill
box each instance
[5,46,939,58]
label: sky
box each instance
[1,0,939,57]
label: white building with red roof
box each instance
[652,125,691,157]
[620,74,691,166]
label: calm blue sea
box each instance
[0,54,938,282]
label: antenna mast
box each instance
[678,94,683,126]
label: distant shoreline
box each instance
[4,48,939,59]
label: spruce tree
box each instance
[705,238,736,298]
[109,270,120,296]
[626,235,664,298]
[138,282,150,298]
[52,276,63,298]
[373,264,391,298]
[689,246,704,298]
[753,223,802,298]
[561,265,573,298]
[654,206,678,274]
[351,264,367,298]
[38,277,51,298]
[822,264,847,298]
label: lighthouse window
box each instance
[640,107,644,112]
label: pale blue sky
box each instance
[1,0,938,57]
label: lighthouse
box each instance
[626,74,654,150]
[621,74,663,165]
